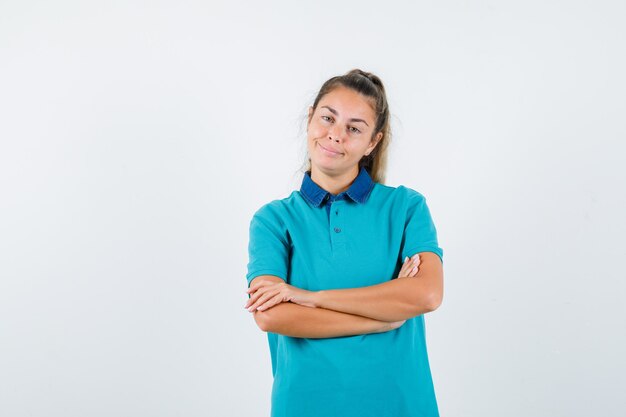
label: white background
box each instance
[1,1,624,416]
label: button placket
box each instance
[329,200,346,252]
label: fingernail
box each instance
[404,256,409,262]
[412,266,417,272]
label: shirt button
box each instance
[334,227,341,233]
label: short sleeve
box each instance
[245,204,291,288]
[400,189,444,265]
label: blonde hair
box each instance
[302,68,392,184]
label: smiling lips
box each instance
[319,143,343,156]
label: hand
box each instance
[372,319,406,333]
[396,254,420,279]
[244,281,317,312]
[388,319,406,330]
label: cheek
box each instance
[347,143,368,158]
[307,122,327,138]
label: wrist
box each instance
[371,320,392,334]
[313,290,326,308]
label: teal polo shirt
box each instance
[246,166,444,417]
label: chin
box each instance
[311,160,350,176]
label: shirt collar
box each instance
[300,166,375,207]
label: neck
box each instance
[310,165,360,195]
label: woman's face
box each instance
[307,86,382,176]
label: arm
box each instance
[254,302,399,339]
[313,252,444,322]
[248,275,402,338]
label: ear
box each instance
[366,132,383,155]
[307,106,314,124]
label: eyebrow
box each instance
[321,106,369,127]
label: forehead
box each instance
[318,86,376,121]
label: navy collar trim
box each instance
[299,166,375,207]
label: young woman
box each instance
[244,69,445,417]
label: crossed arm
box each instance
[251,301,399,339]
[248,251,443,338]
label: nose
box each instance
[328,124,342,143]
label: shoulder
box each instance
[250,191,300,223]
[370,183,427,206]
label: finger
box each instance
[247,289,278,312]
[399,257,411,275]
[248,279,279,293]
[257,294,285,312]
[405,256,420,274]
[246,280,273,294]
[245,286,273,308]
[409,265,419,277]
[246,282,264,293]
[244,289,264,308]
